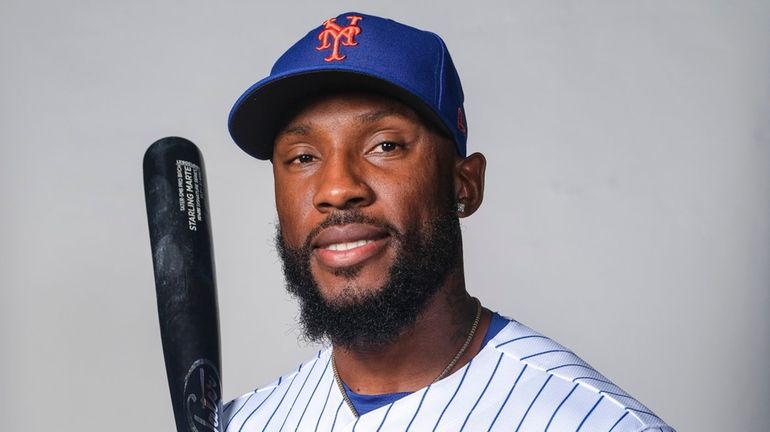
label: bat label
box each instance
[183,359,222,432]
[175,160,204,231]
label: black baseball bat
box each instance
[143,137,222,432]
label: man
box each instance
[222,12,673,431]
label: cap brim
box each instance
[228,69,451,160]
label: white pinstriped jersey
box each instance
[222,318,673,431]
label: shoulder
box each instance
[482,315,675,431]
[221,349,335,432]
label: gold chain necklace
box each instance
[331,352,360,417]
[331,298,483,417]
[432,297,482,383]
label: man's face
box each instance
[272,92,462,346]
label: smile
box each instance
[311,224,391,269]
[323,239,374,251]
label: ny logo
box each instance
[316,15,363,62]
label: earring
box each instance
[456,202,466,213]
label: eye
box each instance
[373,141,401,153]
[291,154,316,164]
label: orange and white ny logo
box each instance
[316,16,363,62]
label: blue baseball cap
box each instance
[228,12,468,160]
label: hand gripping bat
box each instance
[143,137,222,432]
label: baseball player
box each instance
[223,12,674,431]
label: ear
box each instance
[453,152,486,217]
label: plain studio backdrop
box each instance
[1,1,768,431]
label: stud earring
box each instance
[456,202,466,213]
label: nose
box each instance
[312,153,374,212]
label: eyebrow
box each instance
[355,108,412,124]
[278,124,311,137]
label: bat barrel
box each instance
[143,137,222,432]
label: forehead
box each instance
[277,92,424,133]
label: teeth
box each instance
[325,240,372,251]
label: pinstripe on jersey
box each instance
[222,318,674,431]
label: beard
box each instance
[275,204,462,349]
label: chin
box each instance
[312,267,391,306]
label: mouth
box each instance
[322,239,376,251]
[311,223,391,270]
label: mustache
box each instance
[301,210,401,251]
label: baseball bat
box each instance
[143,137,222,432]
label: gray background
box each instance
[1,1,768,431]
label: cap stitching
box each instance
[430,32,446,110]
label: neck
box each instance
[331,271,490,395]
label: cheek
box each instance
[274,175,315,246]
[379,168,450,223]
[417,153,454,200]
